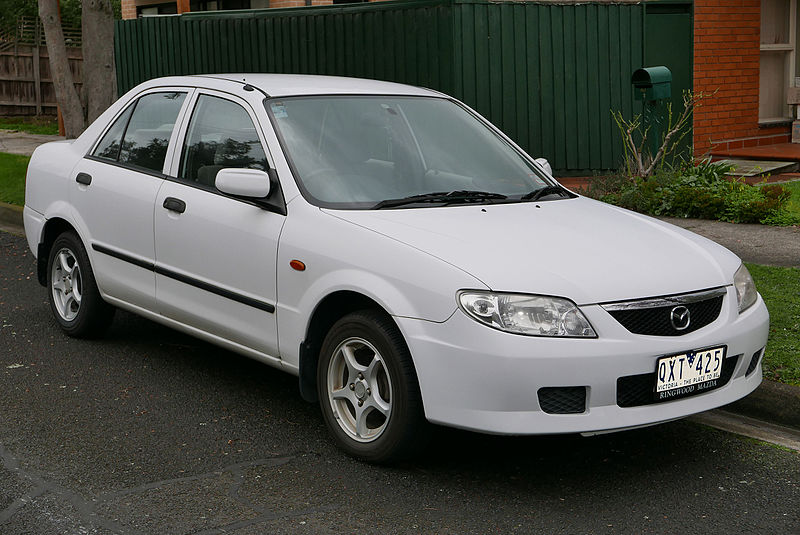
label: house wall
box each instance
[694,0,789,155]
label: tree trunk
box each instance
[38,0,85,138]
[82,0,117,125]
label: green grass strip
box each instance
[0,118,59,136]
[0,152,30,206]
[747,263,800,386]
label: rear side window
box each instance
[179,94,268,187]
[93,105,134,161]
[92,91,186,173]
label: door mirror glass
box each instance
[215,168,271,198]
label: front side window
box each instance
[92,91,186,173]
[179,95,268,187]
[266,96,551,209]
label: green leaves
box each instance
[586,163,800,226]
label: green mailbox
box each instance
[631,66,672,101]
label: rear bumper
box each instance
[23,205,45,258]
[397,287,769,435]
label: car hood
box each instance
[323,197,741,305]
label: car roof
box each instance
[138,74,443,98]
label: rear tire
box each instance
[47,231,115,338]
[317,310,428,463]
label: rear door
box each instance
[153,89,285,358]
[71,89,191,309]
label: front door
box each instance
[154,91,285,358]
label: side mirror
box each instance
[534,158,553,176]
[215,168,271,198]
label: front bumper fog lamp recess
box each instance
[458,291,597,337]
[734,263,758,313]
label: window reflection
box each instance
[93,105,134,161]
[180,95,267,187]
[92,92,186,174]
[118,92,186,173]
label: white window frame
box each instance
[759,0,797,124]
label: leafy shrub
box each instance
[584,161,797,226]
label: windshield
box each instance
[266,96,553,209]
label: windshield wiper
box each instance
[373,190,507,209]
[519,185,573,202]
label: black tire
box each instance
[317,310,428,463]
[46,231,115,338]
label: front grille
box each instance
[745,348,764,376]
[538,386,586,414]
[603,289,725,337]
[616,354,739,408]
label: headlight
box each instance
[734,264,758,313]
[458,291,597,337]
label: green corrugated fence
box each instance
[115,0,647,174]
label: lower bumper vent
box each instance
[538,386,587,414]
[745,348,764,376]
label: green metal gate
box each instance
[115,0,650,174]
[644,0,694,165]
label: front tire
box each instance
[47,231,115,338]
[317,311,427,463]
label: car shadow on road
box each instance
[99,309,755,483]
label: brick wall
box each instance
[694,0,790,155]
[121,0,137,20]
[268,0,390,6]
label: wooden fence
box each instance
[0,17,82,116]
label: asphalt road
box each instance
[1,231,799,535]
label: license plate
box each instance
[655,346,726,396]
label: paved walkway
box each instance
[0,129,65,156]
[660,217,800,269]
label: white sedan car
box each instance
[24,74,769,462]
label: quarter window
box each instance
[93,105,134,161]
[92,91,187,173]
[179,95,268,187]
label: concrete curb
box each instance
[724,378,800,431]
[0,201,23,234]
[0,199,798,433]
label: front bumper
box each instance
[397,286,769,435]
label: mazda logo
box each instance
[670,306,691,331]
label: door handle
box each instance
[163,197,186,214]
[75,172,92,185]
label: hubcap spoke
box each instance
[331,386,355,404]
[340,344,364,383]
[72,273,82,304]
[364,354,382,383]
[355,404,371,437]
[64,294,76,312]
[58,252,72,273]
[370,395,390,416]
